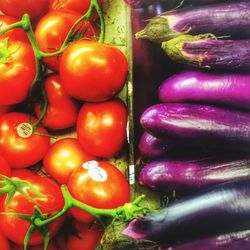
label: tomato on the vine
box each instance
[11,241,57,250]
[0,0,50,24]
[35,74,79,130]
[49,0,102,20]
[0,228,9,250]
[0,39,36,105]
[60,40,128,102]
[0,173,64,245]
[67,160,130,223]
[35,10,96,72]
[66,221,104,250]
[0,15,29,43]
[77,99,127,157]
[43,138,95,184]
[0,113,50,168]
[0,105,10,117]
[0,156,11,177]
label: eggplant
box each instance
[158,71,250,110]
[123,179,250,246]
[139,158,250,194]
[162,34,250,70]
[141,103,250,150]
[167,230,250,250]
[136,2,250,42]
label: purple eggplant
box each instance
[162,34,250,70]
[123,179,250,246]
[139,158,250,194]
[158,71,250,110]
[136,2,250,42]
[166,230,250,250]
[141,103,250,150]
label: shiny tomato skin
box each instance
[60,40,128,102]
[66,221,104,250]
[35,74,79,130]
[0,0,50,24]
[0,113,50,168]
[11,241,57,250]
[67,160,130,223]
[77,99,127,157]
[0,39,36,105]
[43,138,95,184]
[49,0,102,20]
[0,174,64,245]
[0,228,9,250]
[0,156,11,177]
[0,15,29,43]
[35,10,96,72]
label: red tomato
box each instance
[66,221,104,250]
[35,10,96,72]
[11,241,57,250]
[43,138,95,184]
[77,99,127,157]
[0,15,29,43]
[0,0,50,24]
[11,169,37,179]
[0,39,36,105]
[35,74,79,130]
[0,228,9,250]
[49,0,102,20]
[0,105,10,117]
[0,112,50,168]
[67,160,130,223]
[0,173,64,245]
[0,155,11,177]
[60,40,128,102]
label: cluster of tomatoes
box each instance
[0,0,130,249]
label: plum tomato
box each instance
[67,160,130,223]
[35,74,79,130]
[60,40,128,102]
[77,99,127,157]
[43,138,95,184]
[0,112,50,168]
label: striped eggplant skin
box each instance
[124,0,155,8]
[136,2,250,42]
[166,230,250,250]
[140,103,250,149]
[139,158,250,194]
[123,179,250,246]
[158,71,250,110]
[162,34,250,70]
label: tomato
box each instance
[66,221,104,250]
[67,160,130,223]
[0,15,29,43]
[35,74,79,130]
[11,241,57,250]
[0,105,10,117]
[77,99,127,157]
[60,40,128,102]
[0,112,50,168]
[0,0,50,24]
[0,228,10,250]
[0,39,36,105]
[43,138,95,184]
[49,0,102,20]
[35,10,96,72]
[0,155,11,177]
[0,173,64,246]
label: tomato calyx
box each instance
[0,175,46,206]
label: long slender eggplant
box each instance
[140,103,250,150]
[136,2,250,42]
[158,71,250,110]
[123,179,250,246]
[167,230,250,250]
[139,158,250,194]
[162,34,250,70]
